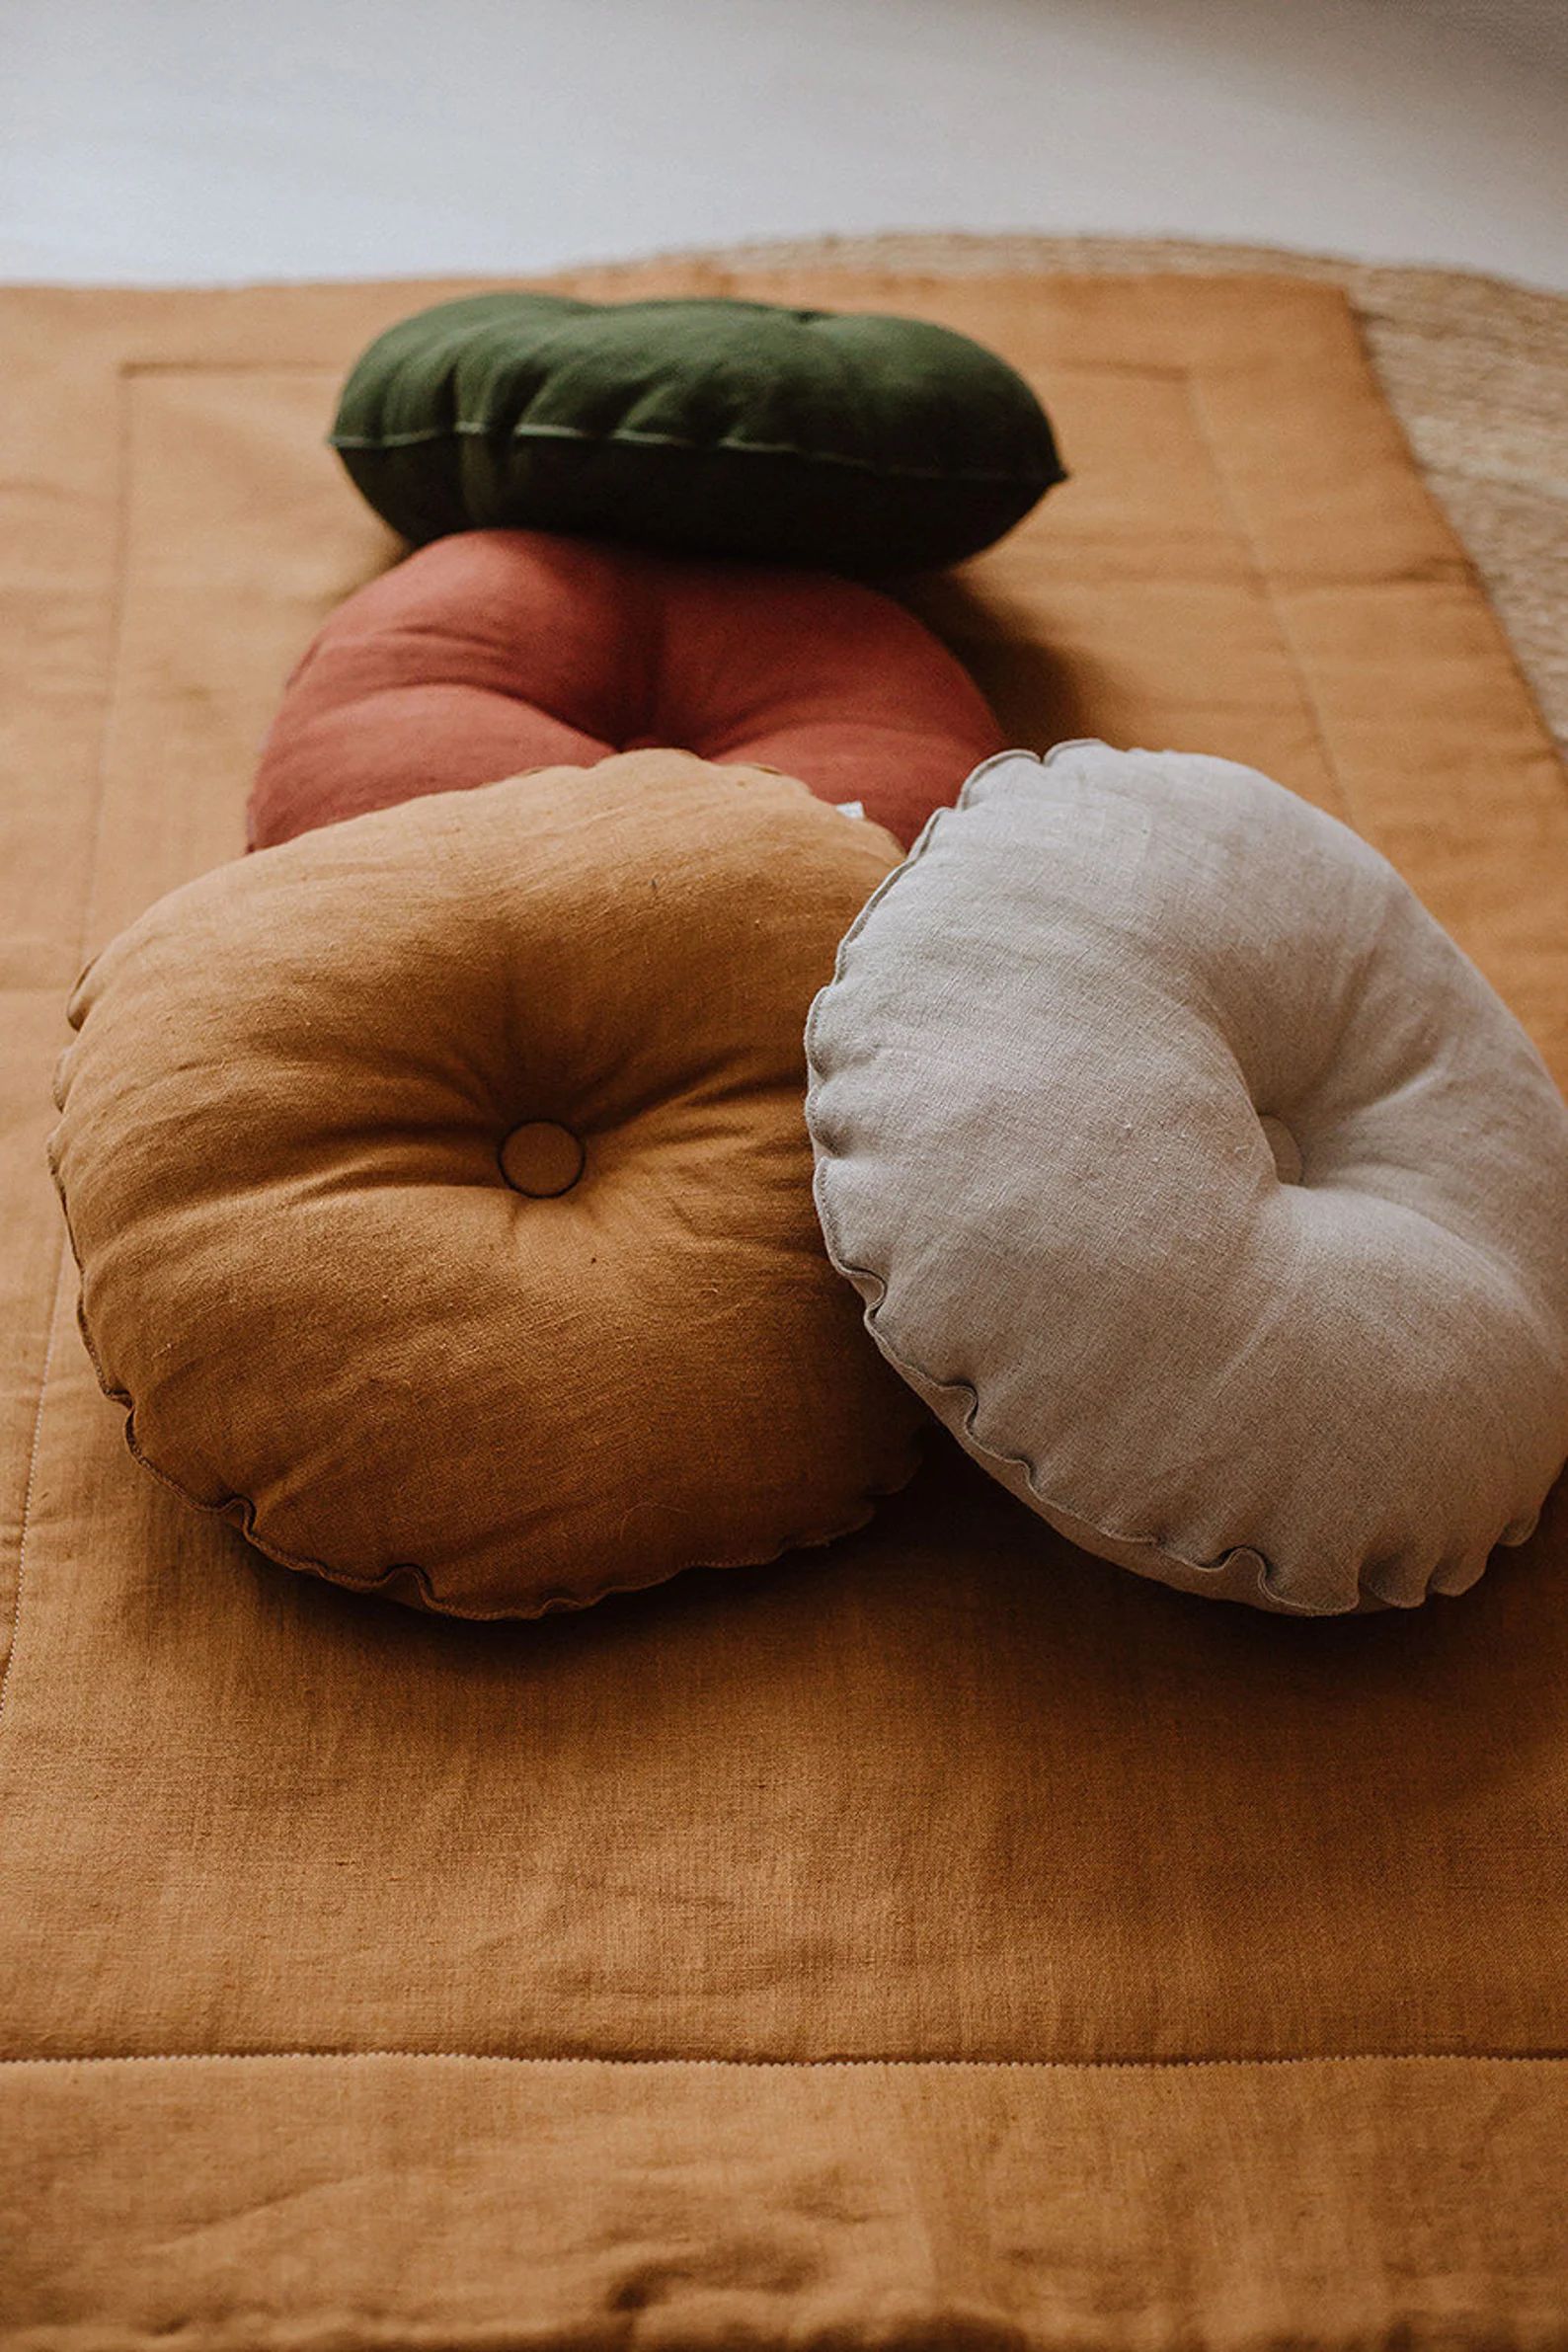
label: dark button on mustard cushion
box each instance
[51,751,923,1620]
[501,1121,585,1199]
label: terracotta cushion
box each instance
[52,751,921,1619]
[807,743,1568,1616]
[249,528,1003,850]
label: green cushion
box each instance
[329,291,1064,574]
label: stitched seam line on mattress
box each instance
[3,2050,1568,2071]
[0,1254,70,1742]
[328,418,1060,485]
[0,363,131,1748]
[1182,367,1354,831]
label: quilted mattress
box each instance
[3,263,1567,2347]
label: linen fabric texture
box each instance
[249,527,1002,851]
[12,268,1568,2348]
[51,750,920,1618]
[807,743,1568,1615]
[330,288,1065,573]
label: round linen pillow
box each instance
[330,289,1064,574]
[52,752,923,1619]
[250,529,1003,852]
[806,742,1568,1616]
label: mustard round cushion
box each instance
[806,743,1568,1616]
[51,751,921,1618]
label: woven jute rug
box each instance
[631,231,1567,757]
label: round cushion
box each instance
[806,742,1568,1616]
[250,530,1002,852]
[330,289,1064,574]
[52,751,922,1619]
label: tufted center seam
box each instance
[1258,1114,1304,1186]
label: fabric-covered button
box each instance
[501,1121,585,1198]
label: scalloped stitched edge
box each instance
[803,745,1543,1620]
[329,416,1066,490]
[46,1085,926,1625]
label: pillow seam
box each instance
[329,418,1064,489]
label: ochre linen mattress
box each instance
[3,268,1567,2346]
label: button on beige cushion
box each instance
[806,743,1568,1615]
[51,750,921,1620]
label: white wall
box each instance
[2,0,1563,288]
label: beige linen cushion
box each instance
[806,743,1568,1615]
